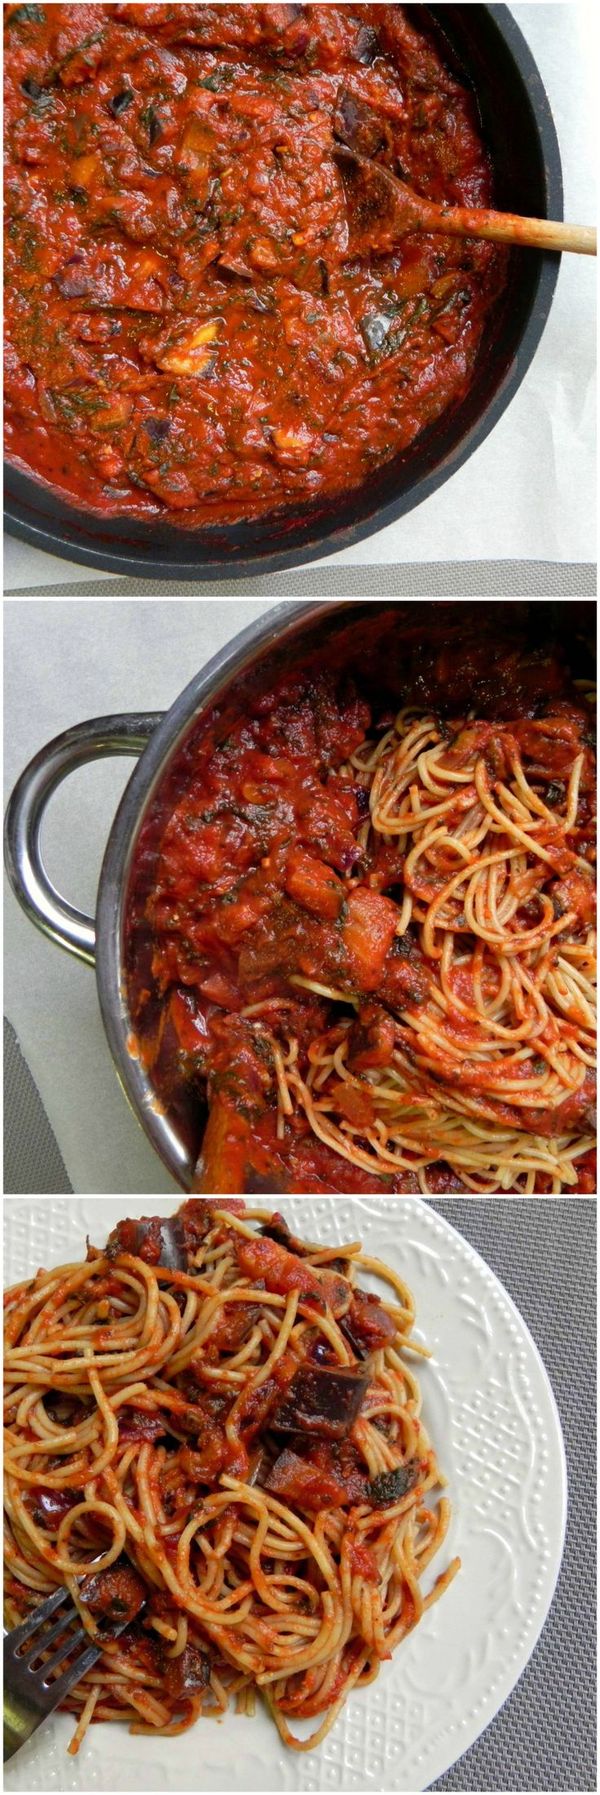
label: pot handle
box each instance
[4,713,163,967]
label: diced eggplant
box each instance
[53,260,92,299]
[272,1363,369,1439]
[80,1560,146,1633]
[217,254,254,282]
[163,1644,211,1701]
[260,1212,307,1255]
[342,1291,397,1358]
[334,90,393,161]
[247,291,275,315]
[31,1487,77,1527]
[234,1235,350,1317]
[354,25,380,66]
[109,88,134,117]
[243,1170,289,1194]
[105,1214,186,1269]
[265,1446,348,1509]
[142,103,162,145]
[178,1199,246,1252]
[144,416,171,444]
[360,310,395,358]
[206,1300,261,1352]
[347,1006,396,1072]
[117,1407,168,1443]
[265,1439,368,1507]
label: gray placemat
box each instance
[4,1018,73,1195]
[5,561,596,599]
[430,1198,596,1793]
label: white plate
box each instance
[3,1197,567,1793]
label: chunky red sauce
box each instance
[4,2,506,526]
[126,612,596,1194]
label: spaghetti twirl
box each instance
[286,700,596,1193]
[3,1200,458,1754]
[126,628,596,1195]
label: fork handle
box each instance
[4,1688,39,1762]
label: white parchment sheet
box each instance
[3,4,596,588]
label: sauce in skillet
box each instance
[4,3,507,527]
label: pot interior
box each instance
[5,6,560,576]
[121,600,594,1184]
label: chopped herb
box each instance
[368,1462,420,1506]
[54,29,105,73]
[200,66,236,92]
[141,104,162,145]
[7,4,46,25]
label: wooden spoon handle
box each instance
[432,206,597,256]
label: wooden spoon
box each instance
[333,144,596,258]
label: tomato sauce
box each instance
[4,2,506,526]
[125,613,596,1194]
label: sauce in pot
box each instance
[4,3,507,526]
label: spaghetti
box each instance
[3,1199,458,1754]
[127,629,596,1196]
[286,699,596,1194]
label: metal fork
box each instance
[4,1585,101,1762]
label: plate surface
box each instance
[3,1197,567,1792]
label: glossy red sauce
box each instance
[126,615,596,1193]
[4,2,506,526]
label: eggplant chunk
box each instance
[272,1363,369,1439]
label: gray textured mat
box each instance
[5,561,596,599]
[4,1018,73,1195]
[430,1198,596,1793]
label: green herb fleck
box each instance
[7,5,46,26]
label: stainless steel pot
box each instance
[5,601,339,1186]
[5,599,594,1190]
